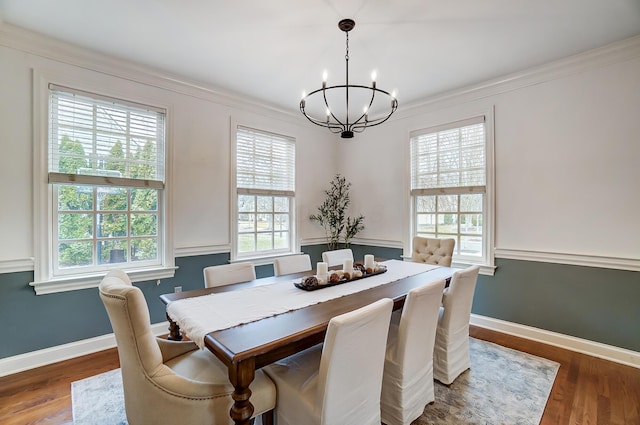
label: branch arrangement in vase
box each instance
[310,174,365,250]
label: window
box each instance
[234,126,295,259]
[32,83,173,293]
[410,116,492,266]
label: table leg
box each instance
[166,313,183,341]
[228,358,256,425]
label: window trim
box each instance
[31,70,175,294]
[407,106,495,274]
[231,121,297,262]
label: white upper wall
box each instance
[1,27,639,270]
[340,37,640,262]
[0,30,338,267]
[494,59,640,258]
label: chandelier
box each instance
[300,19,398,138]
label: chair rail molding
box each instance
[174,243,231,257]
[0,258,34,274]
[299,237,332,246]
[495,248,640,271]
[349,237,404,249]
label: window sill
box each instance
[29,266,178,295]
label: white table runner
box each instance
[167,260,440,349]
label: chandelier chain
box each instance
[345,31,350,61]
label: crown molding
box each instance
[5,22,639,125]
[495,248,640,271]
[0,23,299,122]
[397,34,640,117]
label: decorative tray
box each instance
[294,265,387,291]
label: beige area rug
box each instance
[72,338,559,425]
[419,338,559,424]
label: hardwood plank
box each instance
[470,326,640,425]
[1,329,639,425]
[0,348,119,424]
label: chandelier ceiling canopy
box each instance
[300,19,398,139]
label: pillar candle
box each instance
[343,259,353,273]
[364,254,375,269]
[317,262,328,275]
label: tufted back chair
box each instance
[99,270,275,425]
[411,236,455,266]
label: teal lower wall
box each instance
[1,246,638,360]
[474,258,640,352]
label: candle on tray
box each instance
[364,254,375,269]
[317,262,328,275]
[343,259,354,274]
[316,262,329,285]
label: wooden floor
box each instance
[1,326,639,425]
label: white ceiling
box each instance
[1,0,639,113]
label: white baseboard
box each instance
[471,314,640,369]
[2,317,639,377]
[0,322,169,377]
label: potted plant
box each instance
[310,174,365,250]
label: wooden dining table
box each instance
[160,261,455,425]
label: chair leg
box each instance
[261,409,274,425]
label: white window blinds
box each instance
[236,126,295,195]
[48,84,166,189]
[410,116,485,195]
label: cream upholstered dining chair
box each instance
[321,248,354,267]
[98,270,276,425]
[203,261,256,288]
[411,236,455,266]
[264,298,393,425]
[273,254,312,276]
[433,265,480,385]
[381,278,447,425]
